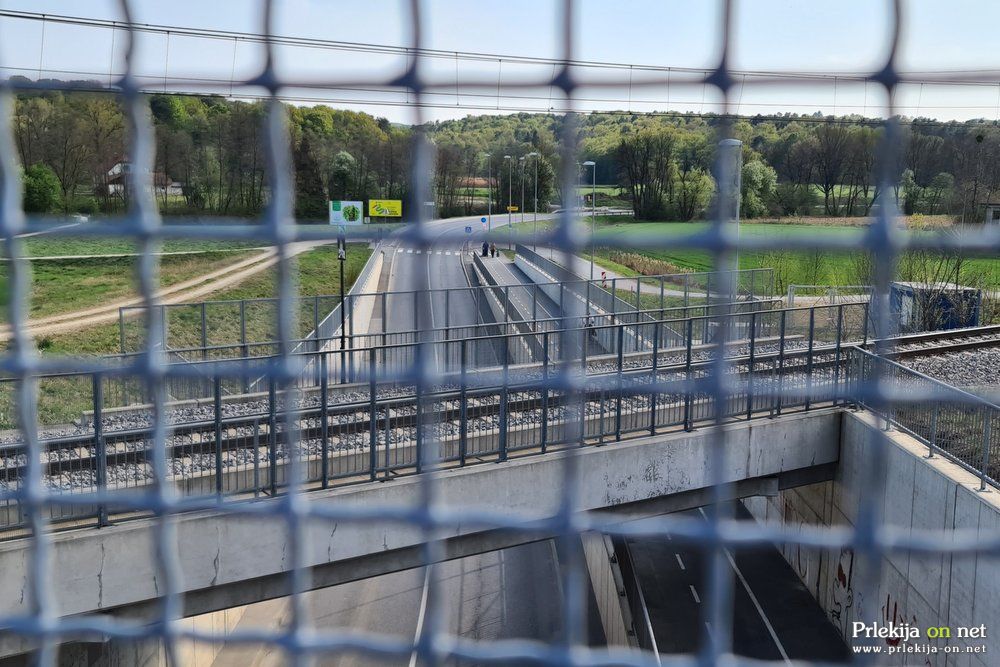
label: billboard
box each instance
[368,199,403,217]
[329,200,363,225]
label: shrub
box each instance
[23,164,61,213]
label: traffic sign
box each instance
[506,205,518,212]
[464,226,472,234]
[480,217,487,223]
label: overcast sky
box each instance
[1,0,998,123]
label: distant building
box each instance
[983,202,1000,225]
[100,159,183,198]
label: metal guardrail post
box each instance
[268,378,277,496]
[92,374,108,527]
[214,377,223,495]
[615,324,624,441]
[252,418,260,498]
[320,353,329,488]
[649,321,660,435]
[118,309,126,354]
[369,348,377,482]
[499,335,509,462]
[541,330,549,454]
[980,413,993,492]
[460,340,468,466]
[928,402,938,459]
[774,310,787,417]
[445,290,450,341]
[862,300,871,345]
[805,306,816,411]
[833,305,844,406]
[201,302,208,360]
[746,311,757,421]
[684,318,694,431]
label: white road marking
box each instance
[675,553,686,571]
[406,249,414,254]
[704,621,714,640]
[407,568,432,667]
[697,508,791,665]
[415,249,422,254]
[689,584,700,604]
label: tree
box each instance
[23,164,61,213]
[740,159,777,218]
[294,133,328,220]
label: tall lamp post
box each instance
[519,156,526,227]
[484,152,492,232]
[582,160,596,280]
[337,231,347,383]
[504,155,513,249]
[526,152,539,249]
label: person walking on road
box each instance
[481,241,489,257]
[490,242,497,258]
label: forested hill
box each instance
[10,80,1000,222]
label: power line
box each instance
[3,10,999,128]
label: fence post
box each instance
[541,330,549,454]
[649,321,660,435]
[833,305,844,406]
[268,378,277,496]
[369,348,377,482]
[252,419,260,497]
[321,353,330,488]
[615,324,624,441]
[980,412,993,492]
[118,309,126,354]
[214,376,223,495]
[928,402,938,459]
[684,318,694,431]
[445,290,451,340]
[92,374,108,527]
[499,335,509,462]
[862,300,871,346]
[746,311,757,421]
[200,302,208,360]
[774,310,787,417]
[805,307,816,411]
[460,340,468,466]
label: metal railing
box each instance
[846,348,1000,490]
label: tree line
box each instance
[11,81,1000,223]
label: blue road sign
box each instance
[464,226,472,234]
[481,217,487,223]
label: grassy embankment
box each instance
[1,241,372,427]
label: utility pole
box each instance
[338,230,347,383]
[485,152,492,232]
[527,152,539,250]
[718,138,743,299]
[519,156,526,227]
[583,160,596,280]
[504,155,513,250]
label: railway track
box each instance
[3,325,997,498]
[873,325,1000,359]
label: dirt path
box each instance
[1,241,332,341]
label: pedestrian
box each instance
[481,241,489,257]
[490,242,497,258]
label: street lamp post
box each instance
[519,156,525,227]
[526,152,539,250]
[338,233,347,383]
[485,152,492,232]
[504,155,513,250]
[582,160,596,280]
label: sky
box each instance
[1,0,999,124]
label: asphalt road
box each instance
[626,505,848,662]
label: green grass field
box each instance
[15,244,374,428]
[512,217,1000,293]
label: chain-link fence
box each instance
[0,0,999,665]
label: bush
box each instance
[72,197,98,215]
[607,251,689,277]
[23,164,61,213]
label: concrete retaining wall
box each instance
[0,409,840,661]
[581,531,633,647]
[744,410,1000,665]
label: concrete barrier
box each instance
[744,410,1000,664]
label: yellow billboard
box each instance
[368,199,403,217]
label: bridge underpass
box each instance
[0,409,841,661]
